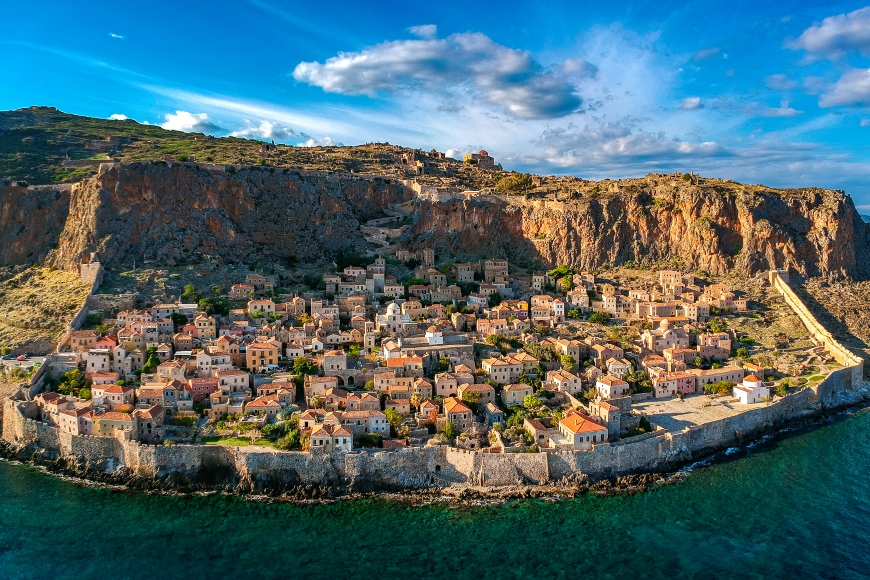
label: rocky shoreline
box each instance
[3,397,866,506]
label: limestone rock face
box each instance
[35,162,408,268]
[407,184,870,279]
[1,165,868,280]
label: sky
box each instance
[2,1,870,205]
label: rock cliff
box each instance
[1,165,868,279]
[27,162,408,268]
[407,178,870,279]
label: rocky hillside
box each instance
[406,177,870,279]
[2,108,869,280]
[0,162,409,269]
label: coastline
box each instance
[3,394,866,506]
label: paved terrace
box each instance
[634,394,767,433]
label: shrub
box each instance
[589,311,610,325]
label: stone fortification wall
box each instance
[1,271,866,492]
[769,270,863,385]
[0,367,862,492]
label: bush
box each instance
[170,416,197,427]
[589,311,610,325]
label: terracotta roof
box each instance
[560,413,607,435]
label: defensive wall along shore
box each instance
[0,271,866,493]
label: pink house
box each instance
[652,371,696,398]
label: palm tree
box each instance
[410,391,422,414]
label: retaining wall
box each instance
[770,271,863,385]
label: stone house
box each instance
[245,395,282,420]
[687,366,745,390]
[558,411,609,451]
[443,397,473,431]
[652,371,696,398]
[524,418,550,448]
[246,341,280,372]
[501,383,533,407]
[309,423,353,453]
[70,330,98,352]
[457,383,496,406]
[545,369,582,394]
[596,375,629,399]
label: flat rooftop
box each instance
[633,393,768,433]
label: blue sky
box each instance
[2,1,870,205]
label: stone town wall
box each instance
[1,272,866,491]
[769,270,863,385]
[0,368,862,491]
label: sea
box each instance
[2,408,870,580]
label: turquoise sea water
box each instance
[2,410,870,580]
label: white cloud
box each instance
[819,68,870,107]
[292,31,582,119]
[229,120,306,142]
[861,118,870,127]
[750,100,803,117]
[680,97,702,109]
[532,118,722,169]
[787,7,870,60]
[160,111,224,134]
[408,24,437,39]
[108,114,128,120]
[299,137,343,147]
[765,74,798,91]
[692,47,721,60]
[108,33,125,40]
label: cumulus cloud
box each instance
[560,58,598,78]
[229,120,306,142]
[292,31,582,119]
[408,24,437,39]
[299,136,343,147]
[787,6,870,60]
[533,118,722,168]
[108,114,128,120]
[680,97,702,110]
[160,111,224,135]
[819,68,870,107]
[765,74,798,91]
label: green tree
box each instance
[141,347,160,374]
[56,369,91,398]
[560,355,576,371]
[181,284,202,303]
[559,275,574,292]
[410,391,423,413]
[589,311,610,325]
[170,312,188,330]
[495,172,533,194]
[275,429,301,450]
[523,394,542,410]
[441,421,458,439]
[293,356,317,376]
[198,297,233,316]
[363,380,375,391]
[736,347,748,359]
[488,293,502,307]
[461,389,481,413]
[384,408,403,436]
[0,346,9,356]
[348,344,361,359]
[438,356,451,372]
[251,310,264,319]
[547,265,574,279]
[693,355,703,368]
[566,308,581,319]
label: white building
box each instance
[733,375,769,404]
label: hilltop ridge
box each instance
[1,107,869,280]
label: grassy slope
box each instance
[0,106,507,190]
[0,266,92,352]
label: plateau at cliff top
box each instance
[1,106,869,280]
